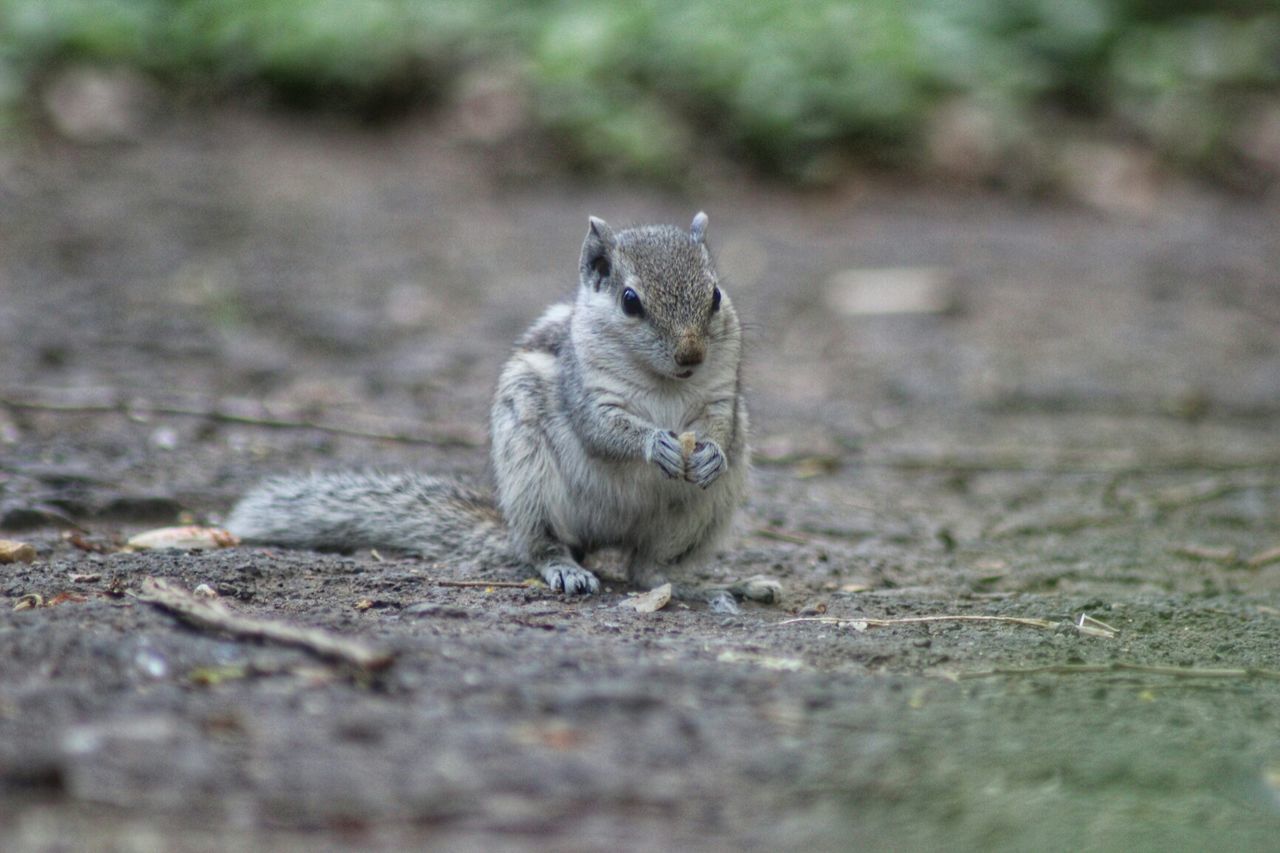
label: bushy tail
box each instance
[225,471,515,566]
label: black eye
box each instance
[711,287,721,312]
[621,287,644,318]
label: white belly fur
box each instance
[543,405,740,563]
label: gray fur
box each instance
[227,213,751,600]
[226,471,515,567]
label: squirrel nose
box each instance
[674,335,705,367]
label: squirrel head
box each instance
[576,212,736,382]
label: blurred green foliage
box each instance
[1,0,1277,182]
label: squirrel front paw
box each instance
[645,430,686,479]
[685,439,727,488]
[541,561,600,595]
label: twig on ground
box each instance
[0,390,480,447]
[1164,541,1277,572]
[956,662,1280,681]
[1247,545,1280,570]
[753,527,811,545]
[1148,480,1280,511]
[433,579,537,590]
[865,451,1280,475]
[779,614,1059,631]
[136,576,394,670]
[1171,544,1240,565]
[987,512,1123,539]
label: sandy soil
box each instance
[2,107,1280,851]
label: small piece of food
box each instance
[678,431,697,459]
[0,540,37,564]
[126,526,240,551]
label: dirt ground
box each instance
[2,106,1280,852]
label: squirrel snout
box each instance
[674,334,706,368]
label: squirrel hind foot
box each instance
[727,575,783,604]
[663,575,784,610]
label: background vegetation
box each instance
[2,0,1278,187]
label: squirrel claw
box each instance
[646,430,685,480]
[542,562,600,596]
[685,440,726,488]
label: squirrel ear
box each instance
[587,216,616,247]
[690,211,709,243]
[581,216,616,291]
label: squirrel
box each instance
[225,212,779,607]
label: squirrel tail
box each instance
[225,471,514,565]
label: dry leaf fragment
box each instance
[0,540,37,564]
[1075,613,1118,639]
[13,593,43,611]
[826,267,953,316]
[126,526,239,551]
[630,583,672,613]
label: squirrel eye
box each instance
[711,287,721,312]
[621,287,644,318]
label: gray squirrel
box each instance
[226,212,778,606]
